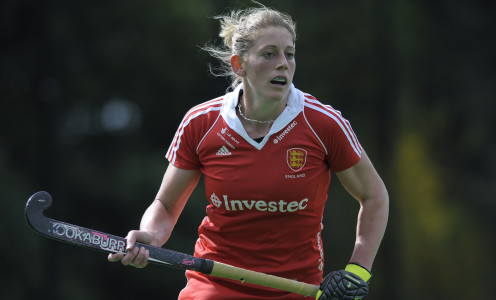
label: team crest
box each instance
[287,148,307,172]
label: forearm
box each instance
[349,191,389,271]
[108,166,200,267]
[139,165,201,247]
[139,199,177,247]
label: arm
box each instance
[335,151,389,271]
[140,163,201,247]
[316,151,388,299]
[108,164,201,267]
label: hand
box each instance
[107,230,153,268]
[316,264,371,300]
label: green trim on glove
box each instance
[345,263,372,283]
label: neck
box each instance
[238,103,275,124]
[237,91,286,139]
[239,89,287,123]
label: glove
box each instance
[316,263,372,300]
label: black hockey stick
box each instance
[25,191,319,297]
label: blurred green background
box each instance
[2,0,495,299]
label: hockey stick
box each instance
[25,191,319,297]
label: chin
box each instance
[267,88,290,101]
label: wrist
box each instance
[345,263,372,283]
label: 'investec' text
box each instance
[210,193,308,212]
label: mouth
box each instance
[270,76,288,86]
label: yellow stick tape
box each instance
[210,261,320,297]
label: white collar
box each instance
[221,84,304,149]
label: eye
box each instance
[263,52,275,58]
[286,52,295,60]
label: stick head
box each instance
[25,191,53,234]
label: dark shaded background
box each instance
[2,0,495,299]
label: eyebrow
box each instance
[259,45,296,51]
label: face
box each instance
[235,26,296,102]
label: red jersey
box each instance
[166,84,362,299]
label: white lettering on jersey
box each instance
[317,230,324,271]
[273,121,298,144]
[217,131,235,150]
[217,127,239,150]
[285,173,306,179]
[209,194,308,213]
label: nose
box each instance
[276,52,289,70]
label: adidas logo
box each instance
[216,146,232,156]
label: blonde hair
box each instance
[203,3,296,89]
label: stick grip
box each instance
[210,261,319,297]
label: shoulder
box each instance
[301,92,349,129]
[301,92,361,155]
[167,96,225,164]
[178,96,224,129]
[183,97,224,122]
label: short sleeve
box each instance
[326,115,362,172]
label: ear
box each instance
[231,55,245,76]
